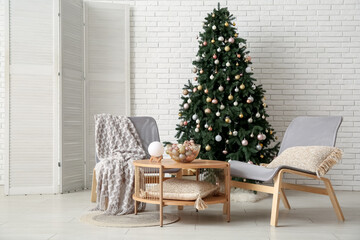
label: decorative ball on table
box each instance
[148,141,164,162]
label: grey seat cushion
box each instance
[229,160,315,182]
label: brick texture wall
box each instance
[0,0,359,190]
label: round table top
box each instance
[133,158,229,169]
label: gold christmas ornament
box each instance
[212,13,215,17]
[270,130,273,135]
[178,113,182,117]
[225,22,229,27]
[197,85,203,90]
[182,89,189,95]
[228,131,233,136]
[236,62,239,66]
[239,113,244,118]
[205,145,211,151]
[233,22,236,26]
[234,33,238,37]
[204,108,211,114]
[263,103,267,107]
[225,46,230,52]
[228,94,234,101]
[225,117,231,123]
[211,39,215,43]
[235,74,241,80]
[260,155,264,158]
[206,97,212,103]
[240,83,245,90]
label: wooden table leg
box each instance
[225,165,231,222]
[134,200,138,215]
[159,166,164,227]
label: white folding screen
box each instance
[60,0,84,193]
[5,0,58,194]
[84,2,130,188]
[5,0,130,194]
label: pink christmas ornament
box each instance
[228,37,235,43]
[241,139,248,146]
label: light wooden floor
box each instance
[0,187,359,240]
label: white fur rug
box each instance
[230,188,269,203]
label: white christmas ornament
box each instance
[256,144,262,151]
[195,128,199,132]
[218,36,224,41]
[202,53,205,57]
[246,66,253,73]
[220,104,225,110]
[214,59,219,64]
[216,111,221,117]
[256,112,261,118]
[192,67,197,73]
[228,37,235,43]
[257,134,263,141]
[217,47,221,52]
[226,62,231,67]
[218,85,224,92]
[239,42,246,48]
[262,134,267,140]
[233,101,238,106]
[252,84,256,90]
[248,118,253,123]
[241,139,248,146]
[233,131,238,136]
[204,123,209,128]
[192,114,198,120]
[187,99,192,104]
[210,75,214,80]
[212,25,217,30]
[250,132,254,138]
[196,119,200,123]
[195,56,201,62]
[262,115,266,119]
[148,141,164,157]
[215,135,222,142]
[235,87,239,92]
[183,103,189,109]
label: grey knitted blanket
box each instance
[94,114,146,215]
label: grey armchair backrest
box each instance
[95,116,160,163]
[279,116,342,155]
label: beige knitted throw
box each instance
[94,114,146,215]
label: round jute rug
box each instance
[80,211,180,227]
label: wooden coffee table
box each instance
[132,159,231,226]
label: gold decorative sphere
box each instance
[270,130,273,135]
[239,113,244,118]
[260,155,264,158]
[228,131,233,136]
[263,103,267,107]
[235,74,240,80]
[211,39,215,43]
[178,113,182,117]
[205,145,211,151]
[225,22,229,27]
[206,97,212,103]
[204,108,211,114]
[182,89,189,95]
[225,117,230,123]
[212,13,215,17]
[240,83,245,90]
[197,85,203,90]
[233,22,236,26]
[234,33,238,37]
[228,94,234,101]
[236,62,239,66]
[225,46,230,52]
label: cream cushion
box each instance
[266,146,342,177]
[144,178,219,210]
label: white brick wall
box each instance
[0,0,359,190]
[0,0,4,185]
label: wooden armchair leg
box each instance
[270,174,283,227]
[280,188,291,210]
[323,179,345,222]
[91,168,97,203]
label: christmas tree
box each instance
[175,4,279,165]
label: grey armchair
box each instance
[230,116,345,226]
[91,116,181,202]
